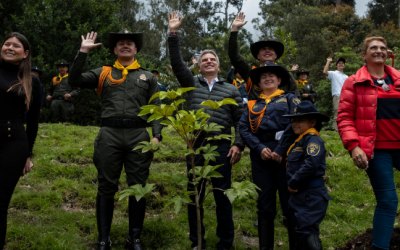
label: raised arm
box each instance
[226,67,235,84]
[229,12,251,81]
[167,11,195,88]
[323,57,332,76]
[69,32,103,89]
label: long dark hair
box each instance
[0,32,32,110]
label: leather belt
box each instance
[100,118,147,128]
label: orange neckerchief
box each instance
[245,66,258,94]
[233,79,245,89]
[53,73,69,85]
[295,80,307,90]
[246,89,285,133]
[95,60,141,96]
[287,128,320,156]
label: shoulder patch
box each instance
[252,105,258,110]
[292,98,301,105]
[292,147,303,152]
[276,97,287,103]
[307,143,320,156]
[140,74,147,81]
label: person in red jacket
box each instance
[337,37,400,250]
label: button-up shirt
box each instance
[204,77,219,92]
[327,70,348,96]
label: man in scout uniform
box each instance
[68,30,162,250]
[229,12,300,101]
[31,66,45,113]
[46,60,80,122]
[226,66,248,104]
[283,101,332,250]
[296,69,317,103]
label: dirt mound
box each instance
[336,228,400,250]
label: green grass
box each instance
[4,124,400,249]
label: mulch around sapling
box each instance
[336,228,400,250]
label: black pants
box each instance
[0,136,29,247]
[186,140,234,250]
[250,150,290,220]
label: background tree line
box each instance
[0,0,399,126]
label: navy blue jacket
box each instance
[286,134,326,190]
[239,92,299,156]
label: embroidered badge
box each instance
[294,107,297,114]
[276,98,287,103]
[307,85,310,89]
[292,147,303,152]
[140,74,147,81]
[307,143,320,156]
[252,105,258,110]
[293,98,301,105]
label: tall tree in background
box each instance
[367,0,400,28]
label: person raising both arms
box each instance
[229,12,300,101]
[0,32,41,248]
[68,30,162,250]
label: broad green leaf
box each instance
[218,98,238,106]
[177,87,196,95]
[159,91,168,100]
[165,196,183,214]
[173,99,186,107]
[147,113,164,123]
[117,183,156,201]
[203,123,224,133]
[171,174,189,187]
[200,100,220,110]
[148,92,160,104]
[206,134,232,141]
[167,90,179,100]
[138,109,152,116]
[225,181,260,204]
[160,119,170,126]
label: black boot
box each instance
[96,194,114,250]
[286,218,299,250]
[125,197,146,250]
[305,234,322,250]
[258,218,274,250]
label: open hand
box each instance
[80,31,102,53]
[228,145,242,165]
[191,56,198,65]
[327,57,333,62]
[291,64,299,71]
[231,12,248,32]
[168,11,184,33]
[64,93,71,98]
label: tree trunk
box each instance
[190,155,202,249]
[336,0,341,7]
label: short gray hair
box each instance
[197,50,220,68]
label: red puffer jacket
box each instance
[337,65,400,160]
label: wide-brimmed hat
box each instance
[296,68,309,77]
[249,61,291,88]
[55,59,69,67]
[151,70,159,74]
[250,40,284,61]
[283,101,330,123]
[31,66,43,76]
[336,57,346,65]
[108,28,143,54]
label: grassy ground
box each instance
[4,123,400,250]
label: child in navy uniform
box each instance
[283,101,332,250]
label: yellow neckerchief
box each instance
[246,89,285,133]
[233,78,245,89]
[113,59,141,80]
[287,128,320,156]
[95,60,141,96]
[295,80,307,86]
[259,89,285,104]
[53,73,69,85]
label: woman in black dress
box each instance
[0,32,41,247]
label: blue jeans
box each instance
[367,149,400,249]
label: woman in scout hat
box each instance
[296,69,317,103]
[283,101,331,249]
[239,61,301,249]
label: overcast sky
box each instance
[212,0,371,40]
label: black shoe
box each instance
[96,194,114,250]
[305,234,322,250]
[258,218,274,250]
[286,217,299,250]
[125,236,143,250]
[97,240,112,250]
[125,197,146,250]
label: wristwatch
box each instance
[153,133,163,142]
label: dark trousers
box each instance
[250,150,290,220]
[289,186,330,240]
[186,140,234,250]
[0,137,29,247]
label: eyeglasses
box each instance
[377,79,390,92]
